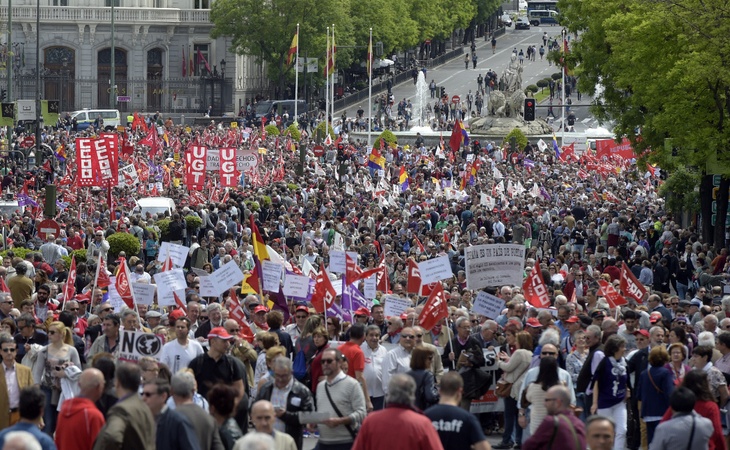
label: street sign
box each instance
[38,219,61,239]
[117,96,131,102]
[313,145,325,157]
[451,95,461,103]
[21,136,35,148]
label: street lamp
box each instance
[61,56,68,113]
[220,58,226,78]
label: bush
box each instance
[261,196,272,207]
[107,232,141,259]
[155,219,171,241]
[378,130,397,147]
[536,79,549,90]
[61,249,87,267]
[525,85,538,95]
[551,72,562,80]
[185,215,203,232]
[265,124,280,136]
[285,124,301,141]
[314,121,335,141]
[287,183,299,191]
[0,247,31,262]
[503,128,528,151]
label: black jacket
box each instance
[255,378,314,450]
[156,407,201,450]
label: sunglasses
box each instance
[1,348,16,353]
[401,335,415,339]
[69,308,79,311]
[415,334,423,338]
[228,329,240,333]
[541,351,557,356]
[321,359,336,364]
[141,392,157,397]
[102,308,113,312]
[295,315,308,319]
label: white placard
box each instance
[383,295,412,317]
[262,260,283,293]
[464,244,526,290]
[205,147,259,172]
[417,255,453,285]
[472,291,506,319]
[157,242,190,267]
[327,251,360,273]
[118,164,139,187]
[363,275,376,300]
[131,282,156,306]
[118,329,164,363]
[333,278,343,297]
[283,274,311,298]
[153,268,187,306]
[191,267,211,277]
[208,260,245,295]
[198,276,218,297]
[107,276,125,312]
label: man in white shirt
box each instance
[130,263,152,284]
[381,327,415,394]
[285,305,309,345]
[361,324,388,411]
[159,317,204,374]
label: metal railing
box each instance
[0,5,210,24]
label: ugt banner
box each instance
[219,147,239,187]
[185,145,207,190]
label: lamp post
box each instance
[560,27,566,147]
[61,56,68,113]
[220,58,226,113]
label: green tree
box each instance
[558,0,730,245]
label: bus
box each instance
[528,9,560,26]
[526,0,558,13]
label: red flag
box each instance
[345,253,382,285]
[620,262,647,303]
[62,256,77,301]
[0,276,9,293]
[406,259,435,297]
[598,279,627,308]
[414,236,426,254]
[376,253,390,293]
[96,256,111,288]
[311,264,336,313]
[449,120,463,153]
[418,283,448,331]
[522,261,550,308]
[227,288,254,342]
[182,46,187,77]
[197,48,212,75]
[115,257,134,309]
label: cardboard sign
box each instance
[262,260,283,292]
[107,276,125,312]
[118,164,139,187]
[118,329,165,363]
[283,274,311,298]
[153,268,187,306]
[208,260,245,295]
[157,242,190,267]
[198,276,217,297]
[464,244,526,290]
[363,275,376,300]
[205,147,258,171]
[472,291,506,319]
[131,282,156,306]
[328,251,359,274]
[383,295,412,318]
[417,255,453,285]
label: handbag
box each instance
[495,381,513,398]
[324,383,358,440]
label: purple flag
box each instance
[17,193,38,207]
[270,288,291,323]
[540,187,552,201]
[328,301,352,324]
[341,283,372,311]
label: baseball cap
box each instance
[253,305,268,314]
[590,310,606,319]
[354,307,371,317]
[649,312,663,323]
[633,329,650,338]
[564,316,580,323]
[673,317,688,324]
[690,299,703,307]
[208,327,234,340]
[526,318,541,328]
[169,309,186,321]
[295,305,310,314]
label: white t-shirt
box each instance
[159,339,204,374]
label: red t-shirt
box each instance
[339,341,365,378]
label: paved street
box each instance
[373,26,602,134]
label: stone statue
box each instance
[502,54,523,93]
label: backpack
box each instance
[292,348,308,381]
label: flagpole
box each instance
[294,23,300,125]
[561,28,566,148]
[446,317,456,370]
[330,24,335,133]
[367,28,373,148]
[325,26,330,140]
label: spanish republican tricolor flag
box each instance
[399,166,409,192]
[287,30,298,66]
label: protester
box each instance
[650,387,713,449]
[54,368,106,450]
[0,386,56,450]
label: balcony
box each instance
[0,5,211,25]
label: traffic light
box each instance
[524,98,536,121]
[440,86,446,97]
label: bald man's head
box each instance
[79,368,105,402]
[251,400,276,434]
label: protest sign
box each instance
[262,260,283,292]
[363,275,376,300]
[383,295,412,317]
[131,283,156,305]
[198,276,217,297]
[208,260,245,295]
[328,251,359,273]
[472,291,506,319]
[107,277,125,312]
[283,274,311,298]
[153,268,187,306]
[464,244,525,290]
[118,329,164,363]
[417,255,453,285]
[156,242,190,267]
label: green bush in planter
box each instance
[107,232,141,259]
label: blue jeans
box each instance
[41,385,57,436]
[676,282,688,301]
[646,420,660,446]
[371,396,385,411]
[502,395,522,445]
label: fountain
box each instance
[410,71,432,133]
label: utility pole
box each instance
[110,0,115,107]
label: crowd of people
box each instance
[0,96,722,450]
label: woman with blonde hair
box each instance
[494,331,533,449]
[31,321,81,436]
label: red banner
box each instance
[101,132,119,186]
[227,288,254,342]
[92,138,115,187]
[598,279,627,308]
[620,262,647,303]
[595,138,635,160]
[523,262,550,308]
[75,138,95,187]
[185,145,207,190]
[115,257,134,309]
[219,147,239,187]
[311,263,336,313]
[62,256,77,303]
[418,283,448,331]
[406,259,434,296]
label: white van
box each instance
[136,197,176,218]
[0,200,23,218]
[70,109,121,131]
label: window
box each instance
[193,44,210,76]
[105,0,121,6]
[194,0,209,9]
[53,0,69,5]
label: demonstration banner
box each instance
[469,348,504,414]
[185,145,207,190]
[92,138,115,187]
[118,329,164,363]
[207,260,246,296]
[131,282,156,306]
[383,295,412,318]
[595,137,635,160]
[523,263,550,308]
[118,164,139,187]
[101,132,119,185]
[620,262,647,303]
[153,268,187,306]
[464,244,525,290]
[205,147,259,172]
[417,255,453,285]
[75,138,96,187]
[219,147,239,187]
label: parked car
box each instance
[515,16,531,29]
[500,13,513,27]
